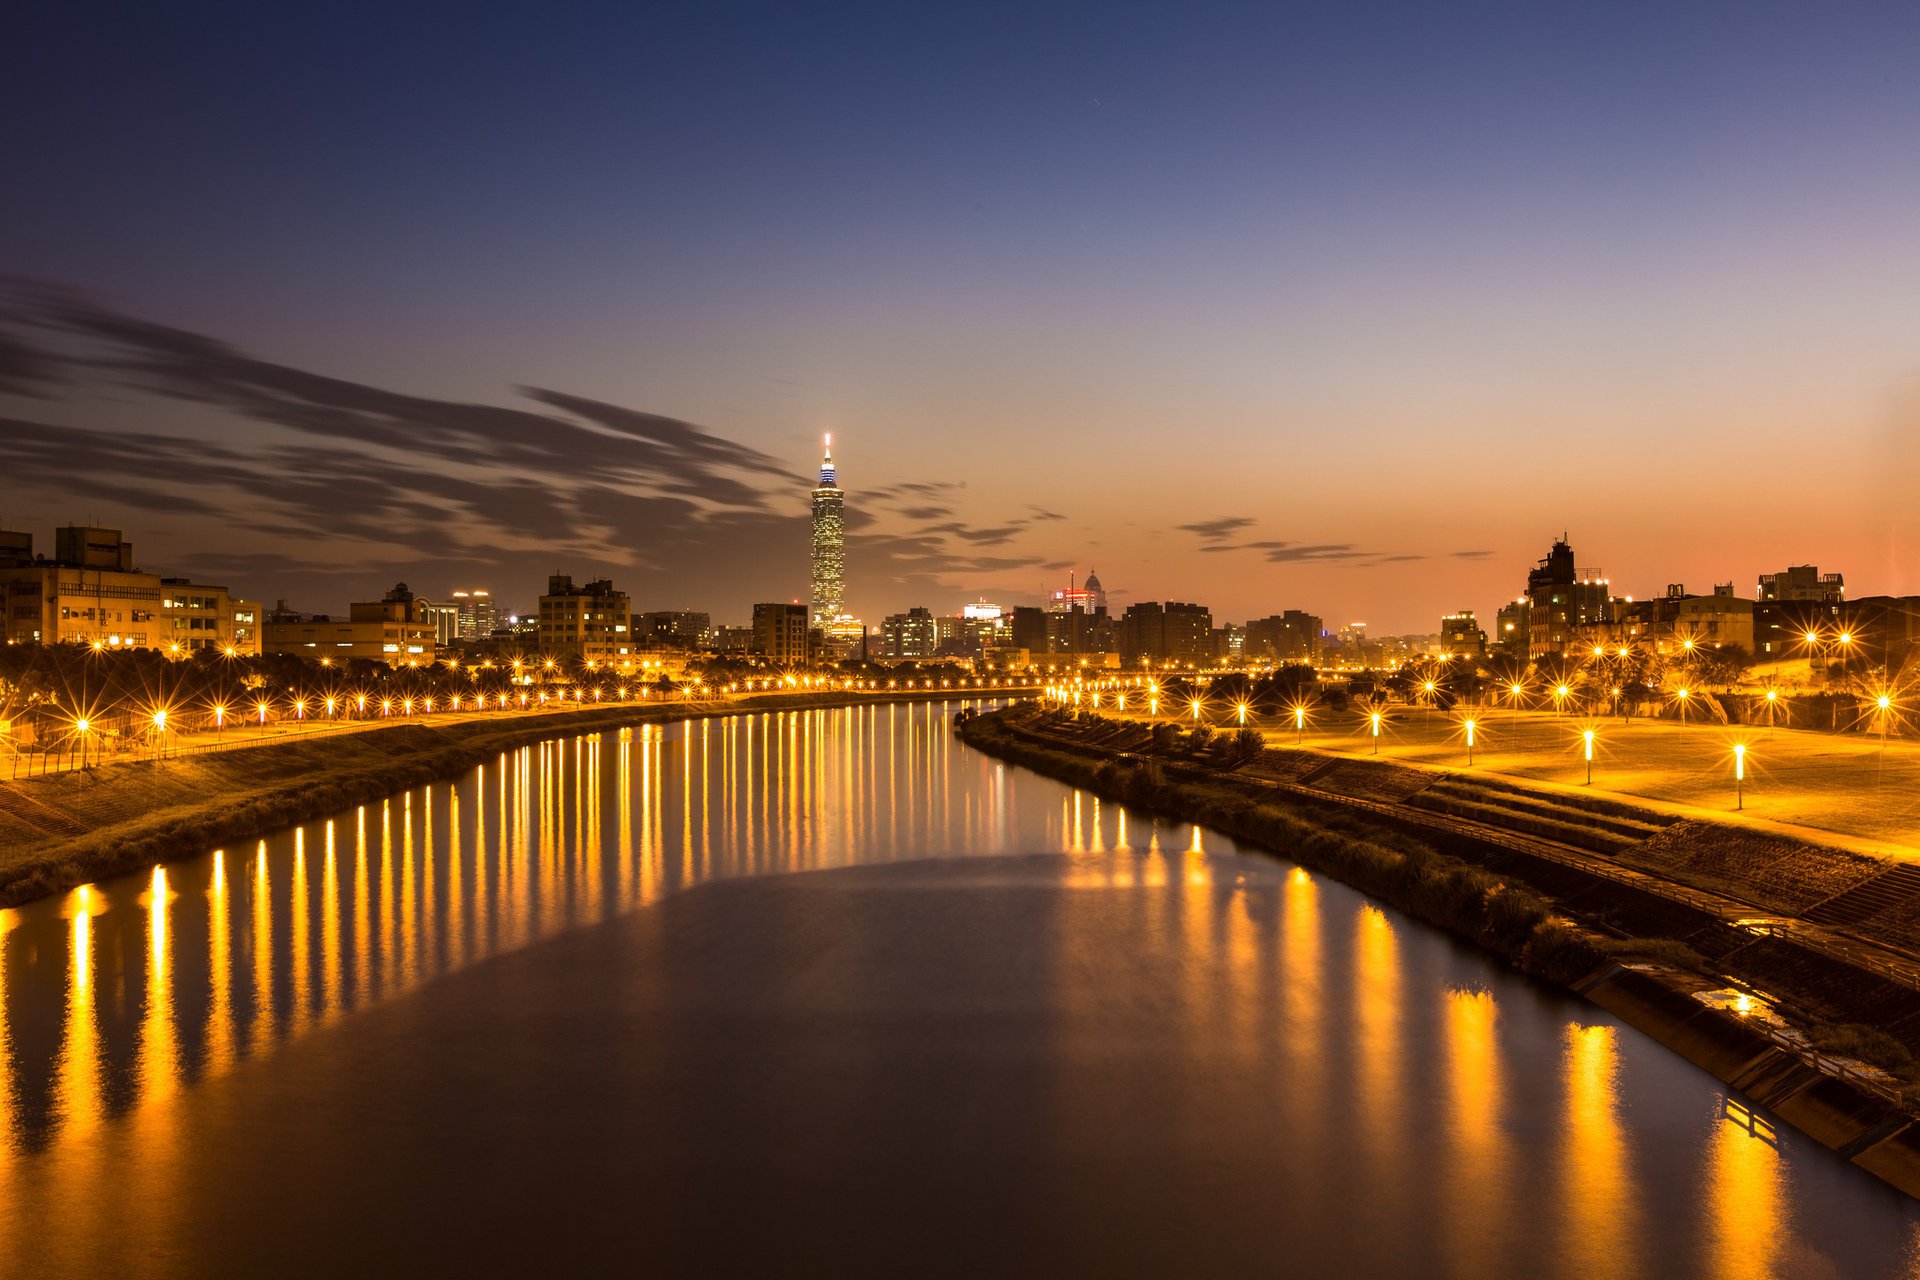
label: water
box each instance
[0,701,1915,1276]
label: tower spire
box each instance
[818,433,837,489]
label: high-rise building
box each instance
[810,435,845,628]
[752,602,811,665]
[1244,611,1322,663]
[636,610,712,649]
[450,589,495,641]
[1518,535,1611,657]
[1118,601,1213,667]
[881,607,939,660]
[537,575,633,664]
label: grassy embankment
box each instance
[0,692,946,907]
[957,704,1920,1091]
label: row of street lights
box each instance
[1048,685,1795,813]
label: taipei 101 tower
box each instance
[809,434,845,627]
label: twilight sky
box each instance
[4,1,1917,631]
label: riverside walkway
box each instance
[1102,701,1919,856]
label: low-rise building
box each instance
[0,525,245,653]
[262,582,438,665]
[881,607,939,660]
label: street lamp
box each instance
[1582,729,1595,785]
[1734,743,1747,810]
[1464,717,1476,766]
[75,717,91,770]
[1369,708,1382,755]
[1236,701,1249,727]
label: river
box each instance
[0,700,1914,1276]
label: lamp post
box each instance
[1734,743,1746,810]
[152,708,167,760]
[1464,717,1476,767]
[1295,704,1306,747]
[1582,729,1595,785]
[75,718,90,771]
[1876,693,1893,788]
[1369,709,1382,755]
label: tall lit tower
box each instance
[810,433,845,627]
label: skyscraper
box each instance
[810,434,844,627]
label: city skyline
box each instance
[6,3,1918,629]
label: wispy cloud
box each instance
[1176,516,1255,541]
[0,281,1054,610]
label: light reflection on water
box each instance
[0,699,1914,1276]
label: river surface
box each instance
[0,700,1915,1276]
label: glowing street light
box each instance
[1733,743,1747,810]
[74,717,91,770]
[1582,729,1596,785]
[1293,704,1308,746]
[1236,701,1249,727]
[256,700,269,726]
[1190,698,1202,722]
[1464,717,1476,766]
[1369,708,1383,755]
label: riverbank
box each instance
[0,691,985,908]
[957,702,1920,1198]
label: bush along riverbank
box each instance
[955,703,1920,1198]
[0,691,971,909]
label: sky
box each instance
[3,1,1917,631]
